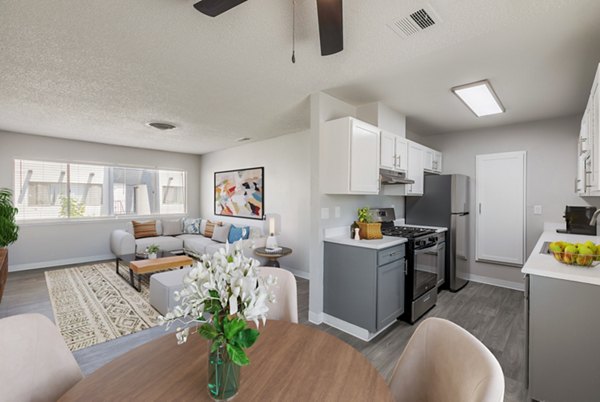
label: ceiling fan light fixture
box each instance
[451,80,505,117]
[193,0,247,17]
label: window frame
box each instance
[13,158,188,224]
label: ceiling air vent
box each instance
[388,4,441,39]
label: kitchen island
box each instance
[522,230,600,402]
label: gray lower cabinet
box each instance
[324,242,405,333]
[527,274,600,402]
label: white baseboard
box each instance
[281,266,310,280]
[464,273,524,292]
[308,311,323,325]
[9,254,115,272]
[322,313,396,342]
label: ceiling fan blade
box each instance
[193,0,247,17]
[316,0,343,56]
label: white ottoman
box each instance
[149,267,191,316]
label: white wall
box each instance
[198,131,311,276]
[0,130,202,270]
[417,115,598,288]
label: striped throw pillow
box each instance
[203,220,221,238]
[132,220,158,239]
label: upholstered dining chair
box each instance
[389,317,504,402]
[259,266,298,323]
[0,313,84,402]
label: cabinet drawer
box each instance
[378,245,405,266]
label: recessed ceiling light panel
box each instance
[451,80,505,117]
[147,121,177,131]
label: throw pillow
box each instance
[203,220,221,238]
[162,218,183,236]
[228,225,250,243]
[212,223,231,243]
[183,218,202,234]
[132,220,157,239]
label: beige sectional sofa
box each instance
[110,218,265,259]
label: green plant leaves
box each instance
[198,324,219,340]
[226,343,250,366]
[234,328,260,349]
[0,188,18,247]
[223,317,246,340]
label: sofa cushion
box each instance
[212,223,231,243]
[150,267,192,316]
[204,242,226,256]
[179,235,215,256]
[126,220,163,236]
[135,236,183,253]
[228,225,250,243]
[203,220,221,238]
[183,218,202,234]
[162,218,183,236]
[132,220,158,239]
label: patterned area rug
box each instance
[45,262,159,351]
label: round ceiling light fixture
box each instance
[146,121,177,131]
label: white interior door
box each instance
[476,151,526,266]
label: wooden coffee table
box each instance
[116,253,193,292]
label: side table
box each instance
[253,247,292,268]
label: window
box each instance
[14,159,187,221]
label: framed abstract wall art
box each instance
[214,167,264,220]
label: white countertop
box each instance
[522,230,600,286]
[324,234,407,250]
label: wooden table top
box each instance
[60,320,393,402]
[129,255,194,274]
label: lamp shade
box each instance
[264,213,281,236]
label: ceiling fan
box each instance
[193,0,344,56]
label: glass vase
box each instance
[208,342,240,401]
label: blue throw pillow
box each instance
[228,225,250,243]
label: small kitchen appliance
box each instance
[370,208,445,324]
[556,206,597,235]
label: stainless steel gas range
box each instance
[371,208,446,324]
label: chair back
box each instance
[0,313,83,402]
[389,317,504,402]
[259,267,298,323]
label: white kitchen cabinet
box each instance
[380,131,408,173]
[395,137,409,172]
[380,131,396,170]
[577,63,600,195]
[406,141,424,195]
[321,117,380,195]
[432,151,442,173]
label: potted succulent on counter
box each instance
[356,207,383,240]
[0,188,19,303]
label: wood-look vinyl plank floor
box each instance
[0,267,526,401]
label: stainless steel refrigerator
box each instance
[405,174,470,292]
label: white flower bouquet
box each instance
[158,243,275,366]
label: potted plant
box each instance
[146,244,160,259]
[159,244,274,400]
[356,207,383,240]
[0,188,19,303]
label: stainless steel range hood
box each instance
[380,168,415,185]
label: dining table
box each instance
[59,320,395,401]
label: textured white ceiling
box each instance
[0,0,599,153]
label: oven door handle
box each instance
[415,244,442,254]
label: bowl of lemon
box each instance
[548,240,600,267]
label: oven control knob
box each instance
[429,236,437,243]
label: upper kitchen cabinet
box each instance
[321,117,380,194]
[406,141,424,195]
[423,146,443,174]
[577,63,600,196]
[380,131,408,172]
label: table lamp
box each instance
[265,214,281,252]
